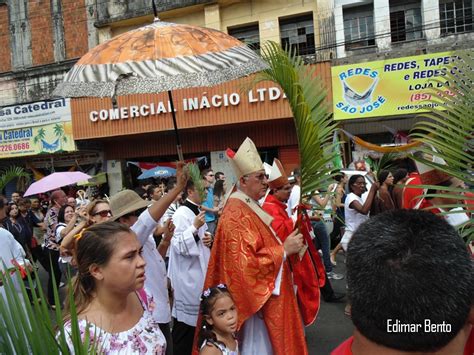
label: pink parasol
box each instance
[23,172,92,197]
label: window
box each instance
[390,1,423,42]
[228,23,260,51]
[343,5,375,50]
[279,13,315,56]
[440,0,473,34]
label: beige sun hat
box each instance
[109,190,151,221]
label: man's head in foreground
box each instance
[346,209,473,354]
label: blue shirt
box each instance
[203,187,215,223]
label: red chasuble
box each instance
[194,191,308,355]
[263,194,323,326]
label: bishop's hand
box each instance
[284,229,304,256]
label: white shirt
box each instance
[132,209,171,324]
[0,228,28,299]
[168,202,210,327]
[286,184,301,217]
[344,193,369,233]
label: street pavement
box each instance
[38,253,353,354]
[306,253,354,354]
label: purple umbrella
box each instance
[23,172,92,197]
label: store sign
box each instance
[0,99,75,158]
[88,87,286,122]
[331,52,456,120]
[0,98,71,129]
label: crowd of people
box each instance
[0,137,472,355]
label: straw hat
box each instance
[226,137,263,178]
[109,190,150,221]
[267,159,289,189]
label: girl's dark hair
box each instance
[348,174,364,193]
[197,285,234,349]
[334,172,345,183]
[393,168,408,184]
[63,221,132,322]
[6,203,17,217]
[377,170,391,185]
[58,204,74,224]
[213,180,225,198]
[146,185,157,199]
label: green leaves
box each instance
[0,262,99,354]
[0,166,30,192]
[254,42,338,196]
[187,162,207,201]
[409,49,473,242]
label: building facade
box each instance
[332,0,473,160]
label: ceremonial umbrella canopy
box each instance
[23,171,92,196]
[137,166,176,180]
[53,15,267,160]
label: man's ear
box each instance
[89,263,104,281]
[468,306,474,326]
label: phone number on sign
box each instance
[0,142,30,151]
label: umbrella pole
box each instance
[168,90,184,161]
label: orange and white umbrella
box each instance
[53,19,266,98]
[53,17,267,159]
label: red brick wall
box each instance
[62,0,89,59]
[0,5,11,72]
[29,0,55,65]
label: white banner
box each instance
[0,98,71,130]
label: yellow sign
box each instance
[331,52,456,120]
[0,122,75,158]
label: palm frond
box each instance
[253,42,338,196]
[187,162,206,201]
[0,166,31,191]
[409,49,473,242]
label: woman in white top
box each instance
[340,175,379,251]
[61,221,166,354]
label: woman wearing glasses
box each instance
[59,200,113,263]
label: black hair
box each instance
[377,170,390,184]
[213,180,225,198]
[146,185,158,199]
[197,285,234,349]
[58,204,74,224]
[215,172,224,180]
[348,174,364,193]
[201,168,213,178]
[182,179,195,201]
[0,195,5,209]
[166,177,177,192]
[334,172,345,183]
[347,210,473,352]
[392,168,408,185]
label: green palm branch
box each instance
[187,162,207,201]
[0,265,101,354]
[253,41,338,196]
[0,166,30,192]
[409,49,473,242]
[33,128,46,145]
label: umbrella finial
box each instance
[152,0,159,20]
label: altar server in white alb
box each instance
[168,178,211,355]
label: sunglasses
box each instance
[93,209,112,217]
[207,174,214,177]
